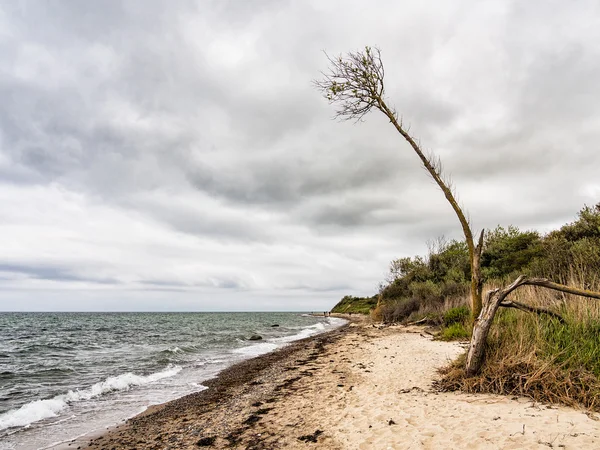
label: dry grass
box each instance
[438,278,600,411]
[373,295,471,325]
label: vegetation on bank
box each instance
[438,292,600,411]
[316,45,600,410]
[334,204,600,410]
[330,295,377,315]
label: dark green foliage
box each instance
[334,203,600,324]
[429,240,471,283]
[330,295,378,314]
[379,239,470,311]
[479,205,600,284]
[531,204,600,284]
[540,315,600,377]
[531,236,573,282]
[438,306,471,341]
[440,322,470,341]
[481,226,543,280]
[443,306,471,327]
[380,278,411,302]
[409,280,443,305]
[557,203,600,242]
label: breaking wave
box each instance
[0,365,181,431]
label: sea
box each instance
[0,312,345,450]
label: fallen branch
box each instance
[406,317,429,326]
[499,300,566,324]
[522,277,600,300]
[465,276,600,376]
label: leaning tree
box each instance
[315,46,600,375]
[314,46,485,319]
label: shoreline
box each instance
[57,314,356,449]
[62,315,600,449]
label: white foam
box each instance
[230,323,329,358]
[231,342,278,357]
[164,346,183,354]
[272,321,331,344]
[0,398,66,432]
[327,317,347,327]
[0,365,181,431]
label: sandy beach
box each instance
[62,316,600,449]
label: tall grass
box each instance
[375,294,469,324]
[439,278,600,410]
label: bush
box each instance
[440,280,469,299]
[380,298,420,323]
[380,279,410,301]
[439,322,470,341]
[409,280,443,307]
[443,306,470,326]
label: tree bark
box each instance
[500,300,565,323]
[465,276,600,376]
[470,230,484,319]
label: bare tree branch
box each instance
[313,47,385,122]
[499,300,566,324]
[522,278,600,299]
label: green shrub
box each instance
[409,280,443,306]
[440,322,470,341]
[443,306,470,326]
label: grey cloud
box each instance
[0,1,599,310]
[284,283,353,293]
[139,277,245,290]
[301,197,397,228]
[0,263,119,285]
[126,195,271,243]
[185,147,401,207]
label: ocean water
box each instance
[0,312,345,450]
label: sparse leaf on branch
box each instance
[313,46,385,122]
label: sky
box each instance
[0,0,599,311]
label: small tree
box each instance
[314,46,485,319]
[316,47,600,375]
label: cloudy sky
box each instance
[0,0,598,311]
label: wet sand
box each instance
[63,316,600,449]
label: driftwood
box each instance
[500,300,565,323]
[406,317,429,326]
[465,276,600,376]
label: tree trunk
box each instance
[465,288,504,376]
[470,230,485,319]
[377,99,483,318]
